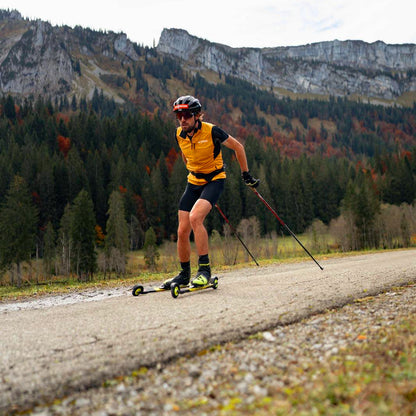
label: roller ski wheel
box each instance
[132,285,144,296]
[171,282,180,298]
[131,284,169,296]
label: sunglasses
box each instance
[176,111,194,120]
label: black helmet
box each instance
[173,95,202,114]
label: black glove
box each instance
[242,171,260,188]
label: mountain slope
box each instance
[157,28,416,104]
[0,10,142,103]
[1,10,416,107]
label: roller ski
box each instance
[132,269,190,297]
[170,275,219,298]
[132,269,219,299]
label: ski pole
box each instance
[215,204,259,266]
[250,188,324,270]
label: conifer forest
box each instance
[0,73,415,283]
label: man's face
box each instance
[176,111,197,133]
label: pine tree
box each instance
[0,176,39,286]
[4,95,16,121]
[70,189,97,280]
[104,190,129,274]
[58,203,72,276]
[143,227,159,270]
[43,221,56,275]
[342,172,380,249]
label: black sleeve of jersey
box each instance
[212,126,229,143]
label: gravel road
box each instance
[1,250,415,415]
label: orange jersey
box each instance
[176,121,229,185]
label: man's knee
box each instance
[189,210,206,229]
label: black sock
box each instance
[198,254,209,268]
[180,261,191,272]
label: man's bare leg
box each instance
[189,199,212,285]
[177,210,192,262]
[189,199,212,256]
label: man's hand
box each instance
[242,171,260,188]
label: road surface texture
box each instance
[1,250,415,415]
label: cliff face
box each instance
[1,10,415,104]
[157,29,416,101]
[0,10,140,101]
[1,19,75,96]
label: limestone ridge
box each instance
[0,10,140,101]
[157,28,416,101]
[1,9,415,103]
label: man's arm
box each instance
[223,136,259,187]
[222,136,249,173]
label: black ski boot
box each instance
[160,269,190,290]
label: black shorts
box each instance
[179,179,225,212]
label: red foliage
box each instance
[285,140,303,158]
[57,135,71,158]
[56,113,70,125]
[119,185,127,194]
[401,150,412,160]
[165,147,179,173]
[31,191,40,205]
[133,194,147,225]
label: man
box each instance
[161,95,259,289]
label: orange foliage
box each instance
[119,185,127,194]
[56,113,70,124]
[401,150,412,160]
[284,140,303,158]
[355,160,364,172]
[165,147,179,173]
[95,225,105,246]
[324,144,336,157]
[57,135,71,158]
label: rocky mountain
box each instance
[1,10,416,106]
[157,28,416,104]
[0,10,142,103]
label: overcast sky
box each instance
[1,0,415,48]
